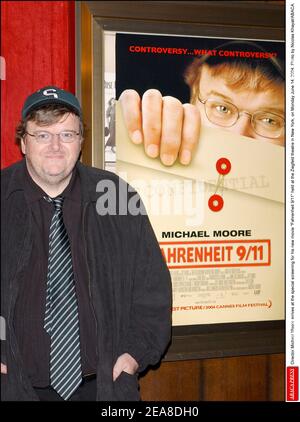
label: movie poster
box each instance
[115,33,285,326]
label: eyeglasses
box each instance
[198,96,285,139]
[25,130,81,143]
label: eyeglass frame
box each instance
[25,129,81,143]
[198,96,285,139]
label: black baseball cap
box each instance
[21,86,82,119]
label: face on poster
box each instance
[113,32,285,326]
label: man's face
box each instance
[196,65,285,146]
[21,113,82,186]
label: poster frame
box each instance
[77,0,285,360]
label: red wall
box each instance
[1,0,75,168]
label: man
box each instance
[119,40,285,166]
[1,86,172,401]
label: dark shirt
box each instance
[13,167,97,387]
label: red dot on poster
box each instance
[208,194,224,212]
[216,158,231,175]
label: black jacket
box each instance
[1,159,172,401]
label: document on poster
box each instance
[115,32,285,326]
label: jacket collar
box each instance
[5,159,108,204]
[76,161,104,203]
[5,158,81,201]
[5,159,27,199]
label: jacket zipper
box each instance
[82,202,99,385]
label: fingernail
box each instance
[161,154,175,166]
[131,130,143,144]
[180,149,191,165]
[146,144,159,158]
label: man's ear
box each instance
[20,138,26,155]
[190,85,199,105]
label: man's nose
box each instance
[49,134,61,150]
[229,113,254,138]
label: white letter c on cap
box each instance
[43,88,58,99]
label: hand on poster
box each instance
[119,89,200,166]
